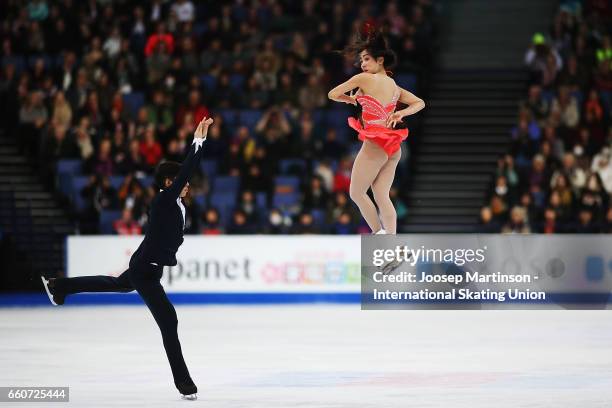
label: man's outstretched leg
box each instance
[42,270,134,305]
[129,263,197,399]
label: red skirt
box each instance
[348,117,409,157]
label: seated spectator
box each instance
[242,75,269,109]
[478,206,500,233]
[332,211,355,235]
[578,173,608,221]
[86,139,114,177]
[139,126,163,169]
[255,106,291,158]
[502,206,531,234]
[333,158,352,193]
[489,195,508,225]
[19,91,48,155]
[540,207,561,233]
[176,89,210,129]
[266,208,290,234]
[113,208,142,235]
[227,210,256,234]
[571,208,600,233]
[213,72,240,108]
[528,154,550,191]
[550,86,580,129]
[314,160,334,192]
[551,153,587,193]
[298,74,327,110]
[321,128,345,160]
[51,91,73,129]
[591,147,612,193]
[303,176,329,210]
[201,208,223,235]
[147,89,174,139]
[144,22,175,57]
[291,212,320,234]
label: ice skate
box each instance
[40,276,65,306]
[178,381,197,401]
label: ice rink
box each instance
[1,305,612,407]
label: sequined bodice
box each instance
[355,87,400,126]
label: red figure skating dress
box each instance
[348,87,409,157]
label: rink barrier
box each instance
[1,292,611,306]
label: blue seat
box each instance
[57,159,82,175]
[27,55,52,69]
[239,109,263,130]
[56,159,82,196]
[72,176,91,211]
[275,176,300,193]
[229,74,245,90]
[273,192,300,209]
[279,159,306,174]
[122,92,145,119]
[311,209,325,226]
[216,108,238,124]
[136,175,154,189]
[200,74,217,91]
[395,73,417,92]
[255,192,268,211]
[312,109,326,127]
[1,55,26,73]
[99,210,122,234]
[210,192,237,209]
[312,159,338,173]
[193,194,206,209]
[200,159,218,178]
[326,108,350,128]
[209,193,237,225]
[213,175,239,194]
[109,176,124,191]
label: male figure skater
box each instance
[41,117,214,400]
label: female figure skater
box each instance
[328,31,425,235]
[41,117,214,400]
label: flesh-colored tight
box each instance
[349,140,401,234]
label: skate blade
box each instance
[381,260,402,275]
[40,276,58,306]
[181,393,197,401]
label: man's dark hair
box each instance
[154,161,181,190]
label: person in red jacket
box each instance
[140,125,163,168]
[145,22,175,57]
[175,89,210,128]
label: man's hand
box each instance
[194,117,214,140]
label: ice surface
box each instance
[1,306,612,407]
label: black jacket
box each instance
[130,140,203,267]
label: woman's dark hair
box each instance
[342,29,397,70]
[154,161,181,190]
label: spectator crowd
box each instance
[480,0,612,233]
[0,0,436,235]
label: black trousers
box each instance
[55,262,193,389]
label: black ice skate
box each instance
[177,381,197,400]
[40,276,65,306]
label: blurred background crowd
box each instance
[0,0,436,235]
[480,0,612,233]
